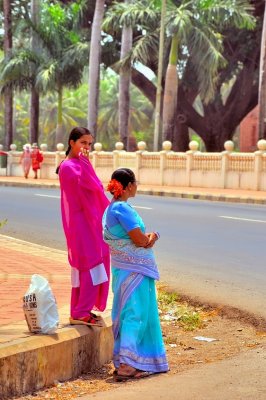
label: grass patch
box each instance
[157,285,202,331]
[0,219,7,229]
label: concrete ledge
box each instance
[0,318,113,399]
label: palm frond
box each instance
[62,42,89,69]
[36,62,58,92]
[198,0,256,30]
[103,0,160,33]
[188,25,226,101]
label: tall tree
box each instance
[87,0,105,137]
[30,0,40,144]
[0,1,88,147]
[3,0,13,150]
[154,0,166,151]
[258,0,266,139]
[103,0,256,151]
[119,0,133,150]
[162,0,255,144]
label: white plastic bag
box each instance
[23,274,59,334]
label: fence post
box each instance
[113,150,119,170]
[113,142,124,171]
[221,141,234,189]
[254,139,266,190]
[55,143,64,176]
[92,143,102,169]
[221,152,229,189]
[136,142,147,183]
[186,141,198,187]
[254,151,263,190]
[160,141,172,186]
[159,151,166,185]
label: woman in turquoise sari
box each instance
[103,168,168,381]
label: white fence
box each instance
[1,139,266,191]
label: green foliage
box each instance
[158,287,202,331]
[97,69,155,149]
[0,219,7,229]
[158,290,179,307]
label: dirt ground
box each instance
[15,295,266,400]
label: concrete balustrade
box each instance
[1,140,266,191]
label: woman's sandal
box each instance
[113,367,152,382]
[69,313,103,327]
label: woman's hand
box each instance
[144,232,158,248]
[80,147,90,159]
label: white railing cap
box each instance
[224,140,234,152]
[56,143,64,151]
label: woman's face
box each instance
[128,180,138,198]
[70,134,93,158]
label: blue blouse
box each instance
[104,201,145,239]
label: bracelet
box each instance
[154,231,160,240]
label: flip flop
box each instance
[69,314,103,327]
[114,370,153,382]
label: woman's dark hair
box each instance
[111,168,136,189]
[56,127,92,174]
[65,127,92,156]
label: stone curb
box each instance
[136,190,266,205]
[0,319,113,399]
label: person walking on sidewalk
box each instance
[57,127,110,327]
[20,144,32,179]
[31,143,43,179]
[103,168,169,381]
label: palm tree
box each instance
[119,0,133,150]
[98,71,154,149]
[258,0,266,139]
[38,88,87,148]
[103,0,159,148]
[30,0,40,145]
[88,0,105,137]
[3,0,13,150]
[154,0,166,151]
[0,1,88,147]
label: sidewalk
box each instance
[0,234,113,399]
[1,176,266,399]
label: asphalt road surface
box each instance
[0,186,265,320]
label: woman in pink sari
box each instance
[20,144,32,178]
[57,127,110,326]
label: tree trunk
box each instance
[131,59,259,152]
[174,112,190,151]
[119,0,133,150]
[30,0,40,145]
[55,87,64,145]
[162,33,178,142]
[30,88,39,145]
[88,0,105,138]
[258,0,266,138]
[153,0,166,151]
[3,0,13,150]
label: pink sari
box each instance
[59,154,110,314]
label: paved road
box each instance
[1,186,266,320]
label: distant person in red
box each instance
[31,143,43,179]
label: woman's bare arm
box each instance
[128,228,150,247]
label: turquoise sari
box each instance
[103,204,168,373]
